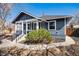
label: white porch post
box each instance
[14,24,17,43]
[22,21,24,34]
[36,21,39,30]
[26,22,27,35]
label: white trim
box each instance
[48,20,56,31]
[36,21,39,30]
[26,22,27,34]
[22,21,24,34]
[15,19,38,23]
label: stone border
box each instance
[0,36,75,50]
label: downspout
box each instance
[65,18,66,36]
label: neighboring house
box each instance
[73,25,79,28]
[73,21,79,28]
[72,22,79,37]
[12,12,72,37]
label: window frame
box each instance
[48,20,56,30]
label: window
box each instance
[27,22,31,30]
[27,22,36,30]
[32,22,36,30]
[48,21,56,30]
[16,23,22,31]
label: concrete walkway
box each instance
[65,35,75,45]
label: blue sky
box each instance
[8,3,79,23]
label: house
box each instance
[73,25,79,28]
[12,12,72,38]
[73,21,79,28]
[71,22,79,37]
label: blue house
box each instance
[12,12,72,37]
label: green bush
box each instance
[25,28,52,44]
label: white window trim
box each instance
[48,20,56,31]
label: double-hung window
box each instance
[48,21,56,30]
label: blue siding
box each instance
[18,14,35,20]
[56,18,64,30]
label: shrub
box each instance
[25,28,52,44]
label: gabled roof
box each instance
[12,11,73,23]
[40,15,72,21]
[12,12,37,23]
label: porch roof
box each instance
[12,12,37,23]
[40,15,72,21]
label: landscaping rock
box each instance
[0,44,79,56]
[20,49,30,56]
[48,48,61,56]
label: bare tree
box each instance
[0,3,13,34]
[74,14,79,25]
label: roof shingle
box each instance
[40,15,72,21]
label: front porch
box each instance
[15,19,39,35]
[15,19,57,36]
